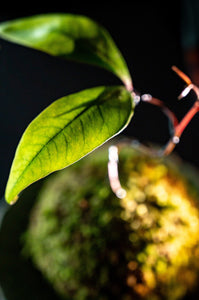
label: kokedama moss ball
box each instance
[23,144,199,300]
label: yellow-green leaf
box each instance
[5,86,134,204]
[0,13,132,89]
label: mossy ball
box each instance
[23,144,199,300]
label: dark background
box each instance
[0,1,199,197]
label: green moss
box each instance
[23,144,199,300]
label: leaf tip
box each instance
[5,190,19,205]
[10,195,19,205]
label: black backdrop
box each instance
[1,1,199,198]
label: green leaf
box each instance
[0,13,132,90]
[5,86,134,204]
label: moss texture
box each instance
[23,144,199,300]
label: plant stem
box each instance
[128,66,199,157]
[175,101,199,137]
[163,100,199,155]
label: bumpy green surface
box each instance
[23,145,199,300]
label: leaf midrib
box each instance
[10,89,123,195]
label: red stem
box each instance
[175,101,199,137]
[163,101,199,155]
[130,66,199,157]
